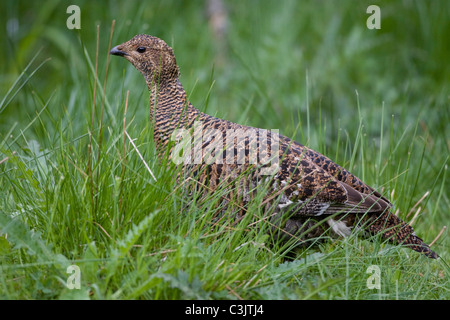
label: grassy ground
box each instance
[0,0,448,299]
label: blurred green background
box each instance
[1,0,449,138]
[0,0,448,300]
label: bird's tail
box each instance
[368,211,438,259]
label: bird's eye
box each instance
[136,47,146,53]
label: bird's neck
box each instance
[148,78,184,107]
[146,77,204,151]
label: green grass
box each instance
[0,0,448,299]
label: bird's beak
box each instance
[110,45,128,57]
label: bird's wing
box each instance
[275,137,392,217]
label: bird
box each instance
[110,34,438,259]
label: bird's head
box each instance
[110,34,179,84]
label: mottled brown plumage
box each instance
[110,34,438,259]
